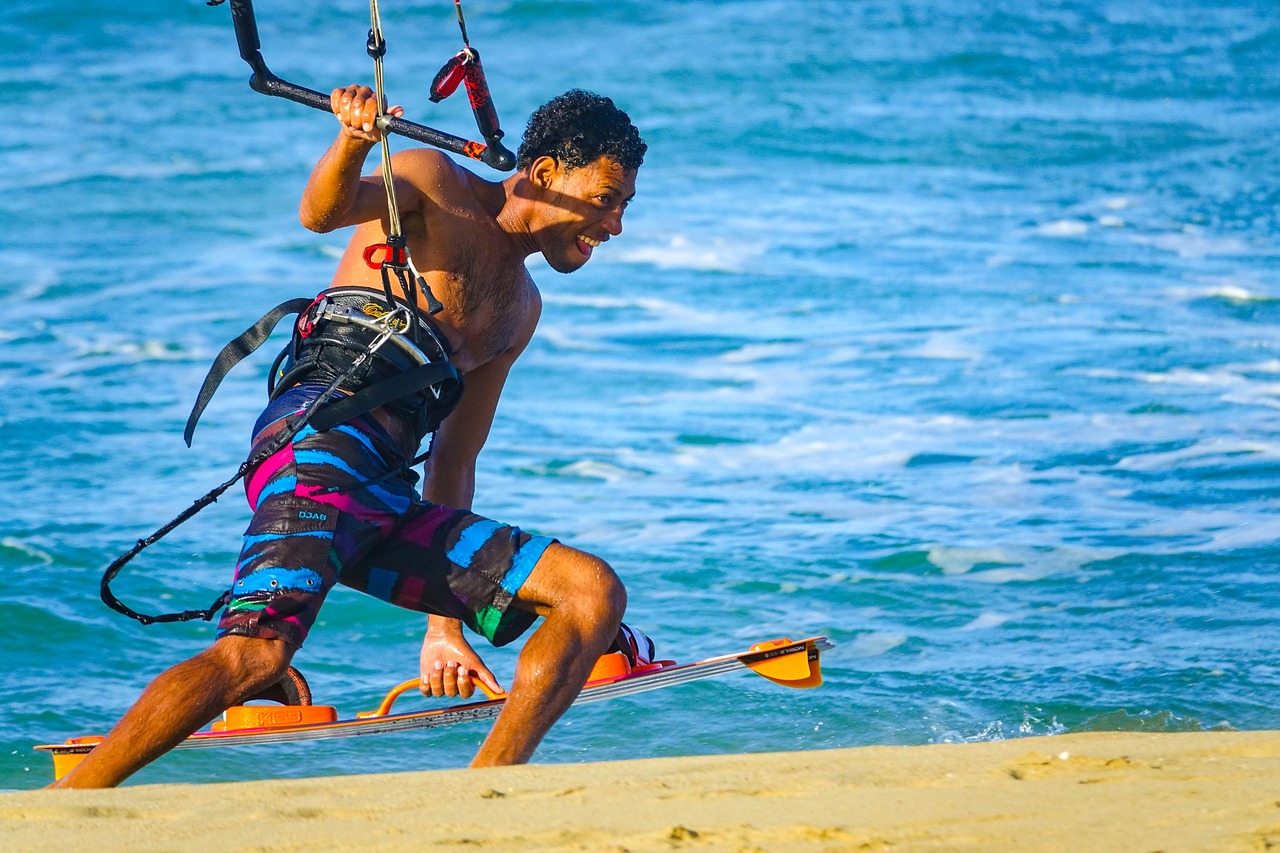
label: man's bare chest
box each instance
[415,256,531,372]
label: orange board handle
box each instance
[359,678,506,719]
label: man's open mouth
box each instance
[577,235,601,257]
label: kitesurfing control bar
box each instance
[218,0,516,171]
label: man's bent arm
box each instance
[299,135,378,232]
[418,342,530,684]
[299,86,415,233]
[418,293,541,695]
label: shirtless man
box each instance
[54,85,646,788]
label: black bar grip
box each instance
[229,0,262,62]
[250,72,488,160]
[384,115,484,156]
[248,72,330,111]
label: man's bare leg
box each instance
[52,635,294,789]
[471,543,626,767]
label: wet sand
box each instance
[4,730,1279,851]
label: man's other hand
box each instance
[420,626,503,699]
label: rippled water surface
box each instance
[2,0,1278,788]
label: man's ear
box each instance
[528,156,560,191]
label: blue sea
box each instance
[2,0,1278,789]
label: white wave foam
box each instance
[959,613,1012,631]
[1078,364,1280,408]
[846,632,908,657]
[1,537,53,565]
[526,459,644,484]
[0,251,61,300]
[718,342,806,365]
[1115,438,1280,472]
[627,521,714,545]
[542,293,738,335]
[968,567,1062,583]
[1167,278,1273,303]
[927,546,1017,575]
[928,545,1112,583]
[542,293,680,313]
[1201,515,1280,551]
[669,420,919,474]
[1132,228,1247,259]
[1037,219,1089,237]
[535,327,611,353]
[609,234,767,273]
[907,332,984,361]
[1205,285,1272,303]
[67,337,190,363]
[1208,285,1265,301]
[1112,507,1280,553]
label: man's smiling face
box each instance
[529,155,637,273]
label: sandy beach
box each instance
[3,730,1278,852]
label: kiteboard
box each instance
[38,636,832,781]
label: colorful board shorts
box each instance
[215,385,554,649]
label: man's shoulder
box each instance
[393,146,454,170]
[394,148,495,208]
[391,147,461,187]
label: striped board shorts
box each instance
[215,385,553,649]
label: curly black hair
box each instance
[516,90,647,173]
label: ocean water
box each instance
[2,0,1278,789]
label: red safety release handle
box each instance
[364,243,408,269]
[430,53,468,102]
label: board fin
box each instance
[742,638,824,688]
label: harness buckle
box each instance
[298,294,329,339]
[363,305,413,360]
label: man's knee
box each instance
[204,635,295,695]
[571,552,627,631]
[530,545,626,628]
[583,554,626,625]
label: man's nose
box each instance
[602,206,624,236]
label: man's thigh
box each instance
[341,504,555,647]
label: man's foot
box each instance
[607,622,656,667]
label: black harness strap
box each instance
[184,297,315,447]
[104,390,332,626]
[307,360,457,433]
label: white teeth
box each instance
[579,235,601,247]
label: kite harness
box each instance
[101,0,509,626]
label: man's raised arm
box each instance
[299,85,409,233]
